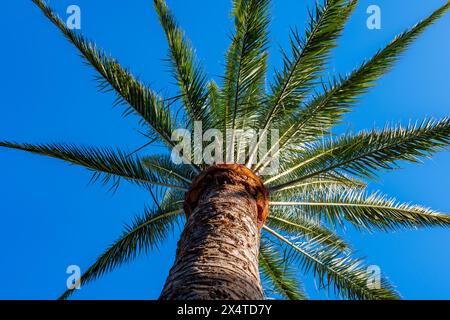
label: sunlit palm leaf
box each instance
[248,0,356,167]
[271,188,450,231]
[264,0,356,125]
[269,118,450,191]
[266,207,349,252]
[269,172,367,195]
[256,2,450,172]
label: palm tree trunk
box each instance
[159,164,269,300]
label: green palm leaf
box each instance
[31,0,202,172]
[270,189,450,231]
[269,172,367,195]
[269,118,450,191]
[248,0,356,167]
[222,0,270,158]
[264,225,400,300]
[143,154,195,185]
[266,207,349,252]
[265,0,356,125]
[255,1,450,172]
[59,189,185,300]
[153,0,209,129]
[0,142,188,191]
[259,239,308,300]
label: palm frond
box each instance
[259,239,308,300]
[31,0,201,172]
[270,188,450,231]
[269,172,367,195]
[248,0,356,167]
[269,118,450,191]
[266,0,356,125]
[0,142,188,191]
[59,189,185,299]
[153,0,209,129]
[207,80,223,120]
[256,1,450,171]
[143,154,195,184]
[263,225,400,300]
[222,0,270,159]
[266,207,349,252]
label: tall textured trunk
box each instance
[159,164,269,300]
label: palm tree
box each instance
[2,0,450,300]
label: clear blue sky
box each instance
[0,0,449,300]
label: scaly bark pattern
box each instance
[159,164,269,300]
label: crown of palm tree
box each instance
[2,0,450,300]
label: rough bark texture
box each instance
[159,164,269,300]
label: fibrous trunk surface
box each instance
[159,164,269,300]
